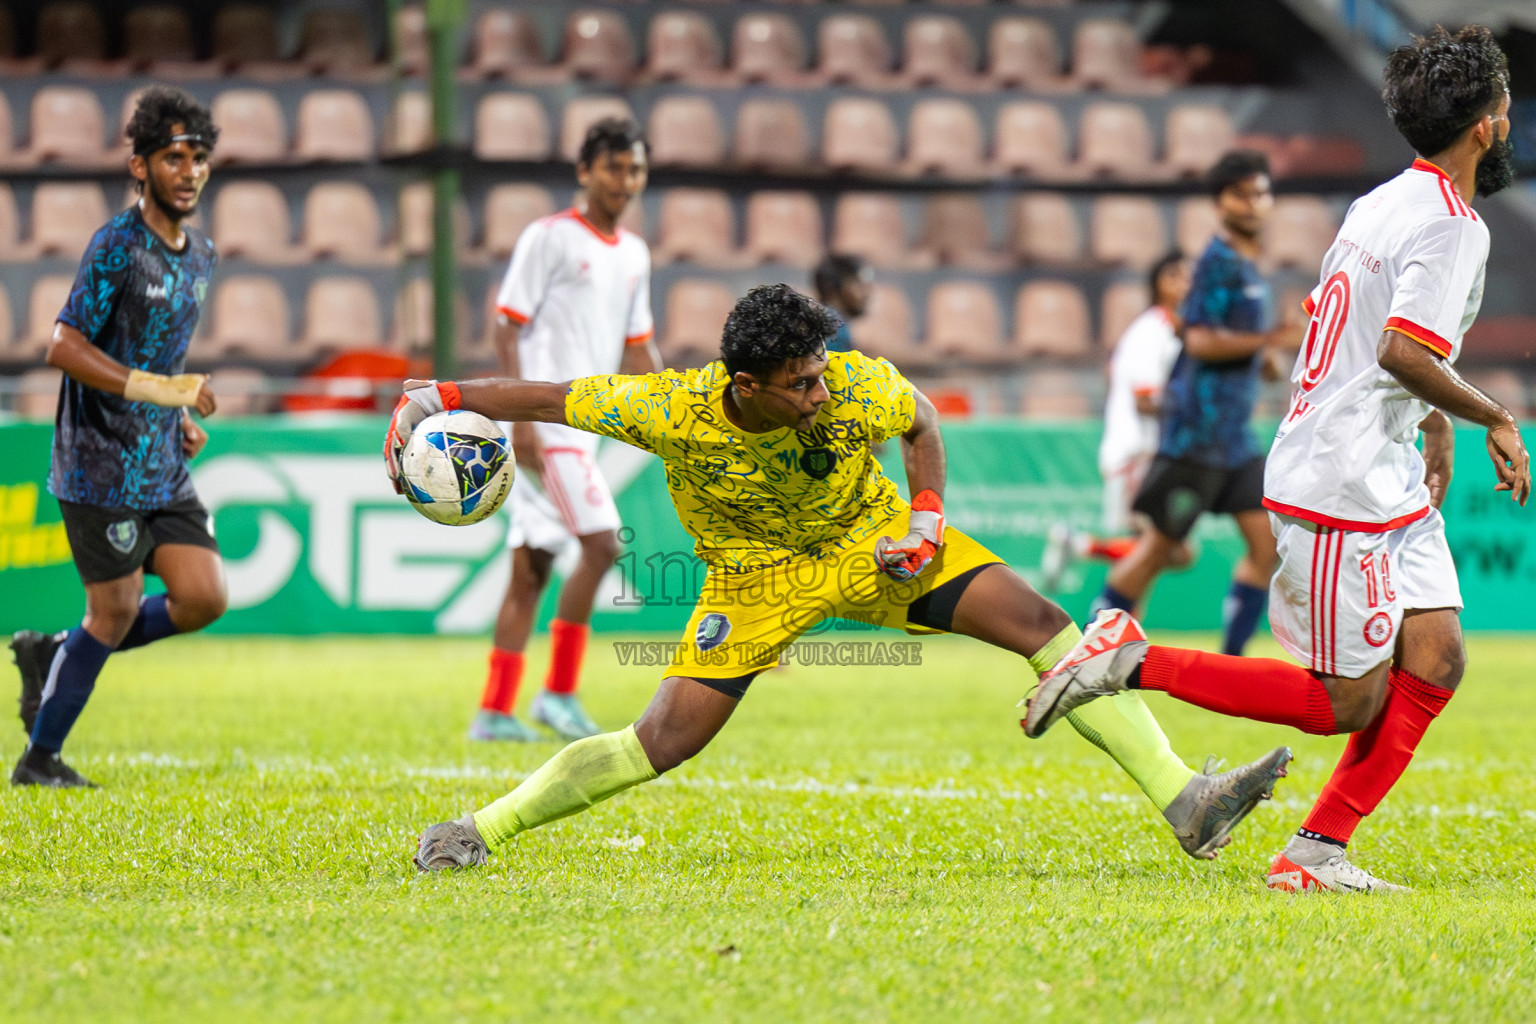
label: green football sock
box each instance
[1027,623,1195,812]
[472,724,658,850]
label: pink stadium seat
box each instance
[733,99,810,171]
[1089,196,1168,269]
[1021,370,1093,418]
[919,193,1005,269]
[206,367,272,416]
[903,15,980,89]
[645,11,724,83]
[386,91,432,156]
[1072,19,1146,91]
[1100,279,1152,348]
[1008,193,1083,266]
[31,183,109,258]
[210,90,287,165]
[393,4,428,77]
[850,283,931,368]
[302,183,384,263]
[906,100,985,178]
[830,193,917,269]
[661,279,736,366]
[206,276,292,360]
[559,97,635,162]
[653,189,738,266]
[743,191,822,268]
[23,276,73,356]
[823,98,898,173]
[391,278,469,353]
[210,182,297,263]
[1175,197,1220,256]
[1013,280,1092,358]
[294,91,375,162]
[125,5,198,70]
[480,184,555,262]
[993,102,1072,178]
[0,184,23,260]
[300,10,375,75]
[731,13,808,85]
[1164,105,1236,178]
[817,15,894,87]
[987,17,1062,89]
[1283,135,1367,177]
[1077,102,1157,180]
[212,4,282,70]
[37,2,106,66]
[26,87,110,167]
[397,181,470,259]
[0,94,20,169]
[648,96,725,169]
[924,282,1003,360]
[16,369,62,420]
[1266,196,1338,271]
[473,93,550,161]
[302,277,382,353]
[469,9,545,80]
[1464,369,1527,416]
[0,285,15,354]
[558,10,636,84]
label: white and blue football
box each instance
[399,410,514,526]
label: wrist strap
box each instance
[123,369,205,408]
[439,382,463,410]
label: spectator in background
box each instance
[813,253,874,353]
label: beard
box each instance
[146,177,196,222]
[1475,133,1515,197]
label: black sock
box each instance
[1296,827,1346,849]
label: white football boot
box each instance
[1266,837,1410,894]
[1022,608,1149,738]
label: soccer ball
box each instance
[398,410,514,526]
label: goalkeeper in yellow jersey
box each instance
[388,284,1292,872]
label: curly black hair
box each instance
[720,284,839,379]
[1207,149,1270,197]
[577,116,647,167]
[125,85,219,157]
[1383,25,1509,157]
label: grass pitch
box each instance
[4,631,1535,1023]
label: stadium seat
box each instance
[1283,134,1367,176]
[397,181,471,259]
[1013,280,1092,358]
[21,276,73,358]
[206,367,271,416]
[480,184,555,262]
[37,2,108,69]
[386,91,432,155]
[919,193,1007,269]
[210,181,298,263]
[743,191,822,268]
[733,99,810,171]
[559,97,635,162]
[906,100,985,178]
[849,283,932,368]
[731,13,808,85]
[392,4,428,77]
[1020,370,1093,418]
[1266,196,1337,271]
[660,278,736,366]
[924,281,1003,361]
[294,91,375,162]
[473,92,550,161]
[1089,196,1168,269]
[212,4,283,71]
[816,14,894,87]
[31,183,109,258]
[645,11,724,84]
[648,96,725,169]
[830,193,925,269]
[653,189,738,266]
[0,184,23,260]
[302,277,382,354]
[26,87,111,167]
[993,102,1072,178]
[987,17,1062,89]
[1072,19,1150,91]
[124,5,200,72]
[1008,193,1083,266]
[1175,197,1220,256]
[16,368,62,420]
[209,90,287,165]
[300,10,375,76]
[1464,369,1528,416]
[823,98,898,173]
[206,276,292,360]
[1077,102,1158,180]
[903,15,980,90]
[0,285,15,355]
[1164,104,1236,178]
[0,94,20,168]
[1100,279,1152,349]
[469,9,544,80]
[390,279,471,354]
[302,183,386,264]
[557,10,636,84]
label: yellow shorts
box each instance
[666,512,1004,683]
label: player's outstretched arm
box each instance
[47,321,216,416]
[1378,331,1530,505]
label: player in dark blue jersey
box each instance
[1091,150,1300,656]
[9,86,227,787]
[812,253,873,355]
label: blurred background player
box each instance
[812,253,874,354]
[1090,150,1301,655]
[1042,251,1193,590]
[9,86,226,787]
[472,117,663,743]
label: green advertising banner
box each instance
[0,418,1532,634]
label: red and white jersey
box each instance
[1099,306,1182,474]
[1264,160,1489,531]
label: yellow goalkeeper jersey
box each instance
[564,350,917,573]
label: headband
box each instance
[133,132,212,157]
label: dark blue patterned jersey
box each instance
[47,204,218,510]
[1158,234,1274,469]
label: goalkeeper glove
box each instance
[874,489,945,582]
[384,378,462,491]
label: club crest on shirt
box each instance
[800,446,836,480]
[695,613,732,652]
[1363,612,1394,648]
[106,519,139,554]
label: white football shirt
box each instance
[1099,306,1182,474]
[1265,159,1489,531]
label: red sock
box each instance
[1138,646,1337,735]
[480,648,524,714]
[1086,536,1136,561]
[544,619,588,695]
[1301,667,1453,844]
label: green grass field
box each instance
[4,631,1535,1023]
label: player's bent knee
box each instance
[579,531,622,567]
[1326,673,1389,732]
[633,726,703,775]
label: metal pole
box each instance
[426,0,466,379]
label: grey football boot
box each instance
[1164,747,1293,859]
[414,815,489,872]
